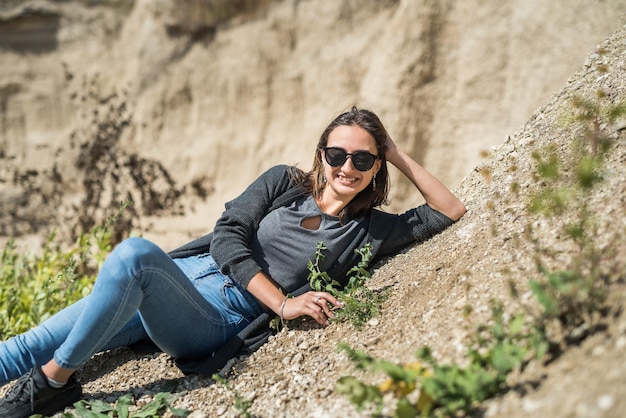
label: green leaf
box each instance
[168,405,191,417]
[508,314,525,335]
[576,155,601,189]
[490,343,525,374]
[529,280,556,316]
[395,397,418,418]
[335,376,381,408]
[72,399,115,417]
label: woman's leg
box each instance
[53,237,261,371]
[1,236,264,385]
[0,297,148,385]
[1,237,267,416]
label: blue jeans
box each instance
[0,237,265,384]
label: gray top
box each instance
[249,195,363,293]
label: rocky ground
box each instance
[3,23,624,418]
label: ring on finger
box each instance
[315,295,321,305]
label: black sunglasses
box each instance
[322,147,379,172]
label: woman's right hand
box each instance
[281,291,344,326]
[245,272,345,326]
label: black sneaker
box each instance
[0,366,82,418]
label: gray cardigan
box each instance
[169,164,454,294]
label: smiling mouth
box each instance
[337,174,358,184]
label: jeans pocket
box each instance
[175,253,221,280]
[221,278,262,322]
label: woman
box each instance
[0,107,466,416]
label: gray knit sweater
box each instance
[169,164,454,295]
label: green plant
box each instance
[67,392,189,417]
[335,345,431,417]
[307,242,387,329]
[527,93,626,331]
[468,300,547,375]
[336,299,546,417]
[1,202,131,337]
[307,242,341,293]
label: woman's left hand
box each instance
[384,135,400,165]
[381,134,467,221]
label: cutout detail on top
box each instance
[300,215,322,230]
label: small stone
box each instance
[188,411,210,418]
[522,398,542,412]
[292,352,304,364]
[591,344,606,356]
[597,394,614,411]
[456,222,475,240]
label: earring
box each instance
[372,176,377,191]
[322,174,326,183]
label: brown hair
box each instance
[290,106,390,222]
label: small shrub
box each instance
[527,92,626,335]
[1,201,130,337]
[336,300,545,417]
[307,242,388,329]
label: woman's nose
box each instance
[341,155,357,171]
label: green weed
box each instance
[528,92,626,333]
[65,392,189,418]
[307,242,388,329]
[1,202,131,337]
[336,299,546,417]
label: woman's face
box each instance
[322,124,381,202]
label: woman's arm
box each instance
[210,165,296,288]
[246,272,342,326]
[385,136,466,221]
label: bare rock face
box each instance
[1,0,625,247]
